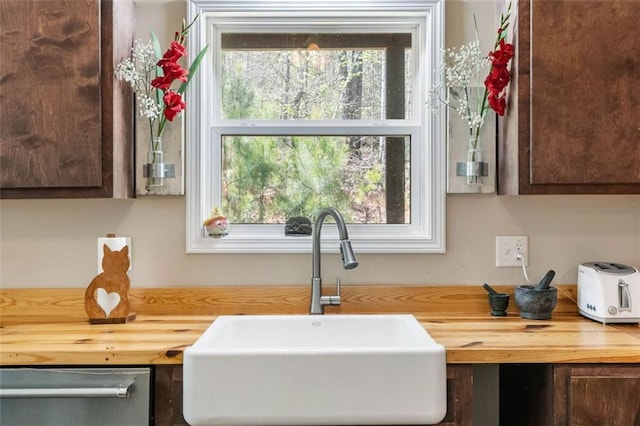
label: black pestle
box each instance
[482,283,500,295]
[534,270,556,290]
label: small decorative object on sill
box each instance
[429,2,514,189]
[143,137,176,189]
[85,234,136,324]
[115,15,208,192]
[456,135,489,185]
[204,207,230,237]
[284,216,313,236]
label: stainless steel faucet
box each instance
[309,207,359,314]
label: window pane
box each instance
[221,135,410,224]
[220,33,413,120]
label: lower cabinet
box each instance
[553,364,640,426]
[153,364,474,426]
[439,365,473,426]
[500,364,640,426]
[154,365,188,426]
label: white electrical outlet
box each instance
[495,236,528,267]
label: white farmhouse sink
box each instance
[183,314,446,426]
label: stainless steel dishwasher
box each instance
[0,367,151,426]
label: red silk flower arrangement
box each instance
[115,15,208,142]
[153,41,189,121]
[483,14,515,118]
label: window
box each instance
[186,0,445,253]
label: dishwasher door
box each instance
[0,367,151,426]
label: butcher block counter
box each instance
[1,285,639,365]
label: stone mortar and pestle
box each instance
[514,270,557,320]
[483,283,510,316]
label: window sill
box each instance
[187,225,445,254]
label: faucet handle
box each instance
[320,277,341,307]
[329,277,341,306]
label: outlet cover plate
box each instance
[496,236,528,267]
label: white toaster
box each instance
[577,262,640,324]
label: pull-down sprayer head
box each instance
[340,240,359,270]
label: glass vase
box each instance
[144,137,166,188]
[466,136,483,186]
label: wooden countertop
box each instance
[1,286,639,365]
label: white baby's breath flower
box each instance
[138,94,163,120]
[116,39,164,122]
[131,39,157,69]
[115,59,139,87]
[428,39,491,138]
[443,41,488,90]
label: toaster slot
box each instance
[585,262,635,274]
[619,280,631,312]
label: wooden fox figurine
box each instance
[84,245,135,324]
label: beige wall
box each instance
[1,1,639,289]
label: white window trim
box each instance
[186,0,446,254]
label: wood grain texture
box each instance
[1,285,638,365]
[155,365,189,426]
[0,0,134,199]
[0,0,101,189]
[554,364,640,426]
[530,0,640,186]
[499,0,640,195]
[102,0,135,199]
[439,365,473,426]
[0,285,580,320]
[84,245,132,322]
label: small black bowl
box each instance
[514,285,557,320]
[488,293,510,316]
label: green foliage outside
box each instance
[219,44,411,224]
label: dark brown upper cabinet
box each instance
[0,0,134,199]
[498,0,640,194]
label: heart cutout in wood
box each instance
[96,287,121,318]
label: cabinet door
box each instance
[155,365,189,426]
[498,0,640,194]
[438,365,473,426]
[0,0,134,199]
[554,364,640,426]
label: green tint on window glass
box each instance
[220,33,413,120]
[221,135,411,225]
